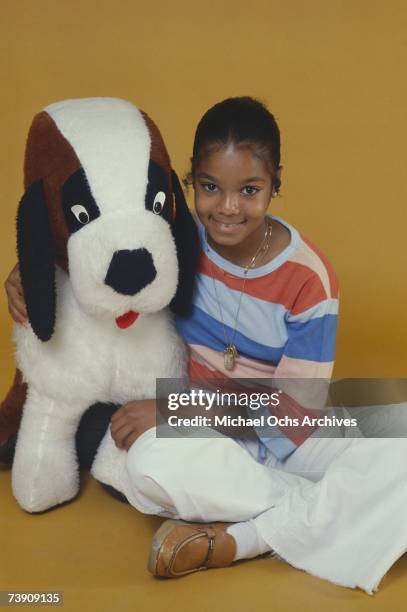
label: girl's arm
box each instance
[110,396,257,451]
[4,264,27,324]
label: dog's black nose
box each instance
[104,249,157,295]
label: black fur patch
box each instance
[169,170,199,316]
[62,168,100,233]
[145,160,170,221]
[17,181,56,342]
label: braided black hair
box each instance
[184,96,281,195]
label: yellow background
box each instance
[1,0,407,391]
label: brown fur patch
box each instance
[24,112,82,270]
[0,369,27,445]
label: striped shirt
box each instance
[175,215,339,460]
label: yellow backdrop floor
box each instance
[1,467,407,612]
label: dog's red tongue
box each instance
[115,310,139,329]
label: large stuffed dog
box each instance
[0,97,198,513]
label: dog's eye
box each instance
[71,204,90,225]
[152,191,166,215]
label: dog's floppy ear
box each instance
[169,170,199,316]
[17,180,56,342]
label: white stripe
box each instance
[195,273,288,347]
[287,298,339,323]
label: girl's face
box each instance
[193,144,279,259]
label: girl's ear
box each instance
[169,170,199,316]
[273,165,283,196]
[17,180,56,342]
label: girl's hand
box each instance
[4,264,27,325]
[110,399,156,451]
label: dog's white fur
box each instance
[12,98,188,512]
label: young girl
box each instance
[5,97,407,594]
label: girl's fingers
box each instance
[122,432,140,451]
[7,292,27,319]
[12,289,27,314]
[111,401,141,423]
[9,305,28,325]
[15,302,27,319]
[110,412,133,433]
[111,422,137,449]
[111,407,127,423]
[5,280,27,319]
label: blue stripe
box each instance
[194,273,289,348]
[177,308,337,364]
[283,315,338,362]
[259,436,298,460]
[247,405,299,460]
[176,306,285,363]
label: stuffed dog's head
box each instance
[17,98,199,341]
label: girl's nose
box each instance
[217,193,240,214]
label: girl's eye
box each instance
[202,183,218,193]
[71,204,90,224]
[242,186,259,196]
[153,191,166,214]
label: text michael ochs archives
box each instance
[163,390,358,429]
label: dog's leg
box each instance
[11,386,85,513]
[90,428,127,495]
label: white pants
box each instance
[118,403,407,594]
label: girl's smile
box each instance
[209,218,246,233]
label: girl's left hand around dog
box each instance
[5,263,28,325]
[110,399,156,451]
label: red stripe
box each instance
[199,251,327,310]
[289,274,329,315]
[272,392,320,444]
[188,358,227,382]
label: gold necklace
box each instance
[206,219,273,371]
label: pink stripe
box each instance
[190,344,278,378]
[274,355,334,379]
[289,239,332,298]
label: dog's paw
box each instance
[91,430,126,493]
[12,443,80,513]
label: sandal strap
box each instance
[167,527,217,577]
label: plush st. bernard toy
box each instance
[0,97,198,513]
